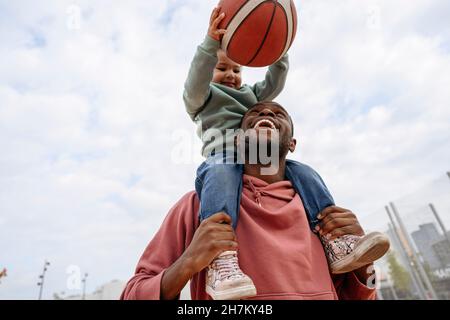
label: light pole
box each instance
[386,210,427,300]
[37,260,50,300]
[82,273,88,300]
[429,203,449,243]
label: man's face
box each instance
[212,50,242,90]
[239,103,296,159]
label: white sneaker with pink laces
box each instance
[206,251,257,300]
[320,232,390,274]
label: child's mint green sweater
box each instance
[183,36,290,158]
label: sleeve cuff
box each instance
[347,271,378,300]
[200,36,221,55]
[272,54,289,68]
[136,270,167,300]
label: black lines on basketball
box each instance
[225,0,251,30]
[247,1,277,66]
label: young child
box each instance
[184,7,389,300]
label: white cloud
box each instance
[0,0,449,299]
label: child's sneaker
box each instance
[320,232,390,274]
[206,251,257,300]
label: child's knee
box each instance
[209,163,239,179]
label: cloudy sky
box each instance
[1,0,449,299]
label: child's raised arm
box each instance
[183,7,227,121]
[251,54,290,102]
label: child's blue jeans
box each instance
[195,152,335,231]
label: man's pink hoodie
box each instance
[121,175,377,300]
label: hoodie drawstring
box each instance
[246,179,269,208]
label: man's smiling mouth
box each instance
[253,119,277,130]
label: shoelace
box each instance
[215,254,243,280]
[321,234,360,261]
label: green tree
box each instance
[422,262,437,283]
[387,251,412,298]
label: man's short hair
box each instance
[241,101,294,137]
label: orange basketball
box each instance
[218,0,298,67]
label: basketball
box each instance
[218,0,298,67]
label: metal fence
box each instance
[361,173,450,300]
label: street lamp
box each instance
[37,260,50,300]
[81,273,88,300]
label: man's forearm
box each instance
[160,255,196,300]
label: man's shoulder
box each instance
[172,191,199,210]
[160,191,200,231]
[180,190,198,203]
[169,191,200,216]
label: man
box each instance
[121,102,378,300]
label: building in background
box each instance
[433,236,450,269]
[54,279,192,300]
[411,223,446,270]
[57,280,126,300]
